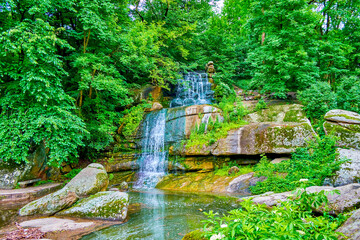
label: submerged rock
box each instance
[336,208,360,240]
[66,163,109,198]
[323,109,360,150]
[57,191,129,221]
[19,188,79,216]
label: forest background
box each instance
[1,0,359,167]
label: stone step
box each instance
[0,183,62,204]
[18,178,42,188]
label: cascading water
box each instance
[170,72,214,108]
[134,72,213,189]
[134,109,167,189]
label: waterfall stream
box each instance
[134,72,213,189]
[133,109,167,189]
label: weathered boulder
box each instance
[245,103,308,123]
[19,188,79,216]
[149,102,163,111]
[66,163,109,198]
[100,154,139,173]
[226,172,266,194]
[243,183,360,214]
[325,109,360,124]
[336,209,360,240]
[271,157,290,164]
[327,148,360,187]
[57,191,129,221]
[324,109,360,150]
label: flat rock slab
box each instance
[19,218,94,232]
[0,183,62,204]
[336,209,360,240]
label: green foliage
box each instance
[64,169,82,180]
[118,101,152,139]
[34,180,54,186]
[214,164,253,177]
[336,76,360,114]
[213,82,235,102]
[254,98,267,111]
[250,135,347,195]
[202,190,346,240]
[298,82,337,120]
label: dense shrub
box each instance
[336,76,360,114]
[202,189,347,240]
[298,82,337,120]
[250,135,347,195]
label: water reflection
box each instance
[81,190,239,240]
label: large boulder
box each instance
[66,163,109,198]
[183,121,315,156]
[243,183,360,214]
[212,122,315,156]
[336,209,360,240]
[244,103,308,123]
[226,172,266,194]
[19,163,109,216]
[19,188,79,216]
[323,109,360,150]
[327,148,360,187]
[57,191,129,221]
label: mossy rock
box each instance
[19,188,79,216]
[57,191,129,221]
[324,109,360,124]
[324,121,360,150]
[65,163,109,198]
[182,230,206,240]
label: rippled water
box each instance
[81,190,241,240]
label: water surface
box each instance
[81,190,240,240]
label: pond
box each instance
[81,190,241,240]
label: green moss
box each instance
[326,114,360,122]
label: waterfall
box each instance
[134,109,167,189]
[170,72,214,108]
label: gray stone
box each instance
[149,102,163,111]
[324,109,360,150]
[57,191,129,221]
[336,209,360,240]
[271,157,290,164]
[325,109,360,124]
[243,183,360,214]
[19,217,94,232]
[19,188,79,216]
[227,172,266,194]
[66,163,109,198]
[329,148,360,187]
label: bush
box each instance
[64,169,82,180]
[298,82,337,120]
[250,135,348,195]
[336,76,360,114]
[202,190,347,240]
[214,82,236,102]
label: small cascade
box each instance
[170,72,214,108]
[134,109,167,189]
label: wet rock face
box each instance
[323,109,360,150]
[19,188,79,216]
[57,191,129,221]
